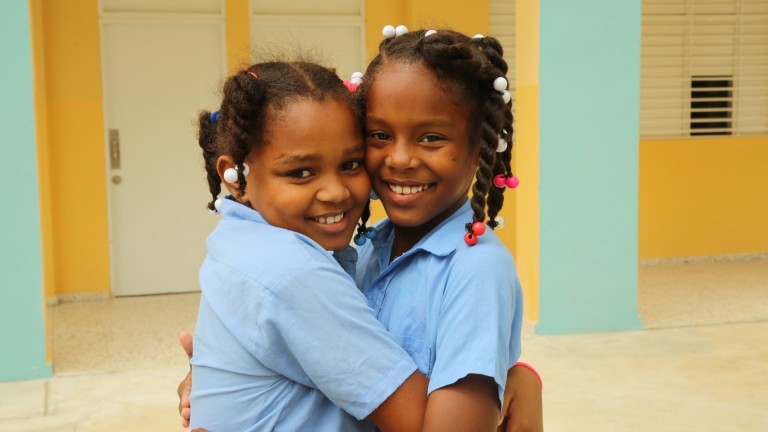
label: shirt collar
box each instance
[221,196,359,275]
[220,196,267,224]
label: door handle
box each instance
[109,128,121,169]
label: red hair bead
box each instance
[464,232,478,246]
[505,176,520,189]
[471,221,486,236]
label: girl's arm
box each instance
[423,374,499,432]
[368,371,429,432]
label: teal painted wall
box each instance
[536,0,643,334]
[0,1,52,381]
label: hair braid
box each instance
[470,94,504,226]
[356,199,372,237]
[197,110,221,211]
[472,36,514,229]
[220,68,265,196]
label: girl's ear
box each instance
[216,155,249,204]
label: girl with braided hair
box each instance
[188,60,432,431]
[351,27,534,430]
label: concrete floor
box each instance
[1,257,767,431]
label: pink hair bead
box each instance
[505,176,520,189]
[494,174,507,188]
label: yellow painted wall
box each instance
[364,0,489,63]
[226,0,251,73]
[513,0,540,322]
[38,0,111,297]
[640,136,768,259]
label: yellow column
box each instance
[514,0,541,323]
[226,0,252,73]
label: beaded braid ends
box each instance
[353,200,377,246]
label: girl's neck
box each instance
[388,196,469,261]
[389,213,448,261]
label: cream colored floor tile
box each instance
[639,256,768,328]
[521,321,768,431]
[50,293,199,374]
[0,366,188,432]
[0,379,45,421]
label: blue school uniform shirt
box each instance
[356,200,523,404]
[190,198,418,432]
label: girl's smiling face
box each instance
[365,61,479,235]
[221,98,369,252]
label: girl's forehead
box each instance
[368,62,470,111]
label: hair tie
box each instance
[209,111,219,124]
[424,29,437,37]
[246,70,258,79]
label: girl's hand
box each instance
[498,364,543,432]
[177,331,194,428]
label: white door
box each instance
[250,0,365,79]
[101,5,226,296]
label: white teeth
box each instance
[315,213,344,225]
[388,183,430,195]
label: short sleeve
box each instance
[428,246,522,405]
[254,263,418,420]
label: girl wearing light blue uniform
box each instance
[189,61,428,432]
[349,27,531,430]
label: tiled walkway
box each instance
[2,257,767,431]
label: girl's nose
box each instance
[316,175,351,203]
[385,142,417,170]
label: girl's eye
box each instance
[419,134,443,143]
[342,160,362,171]
[367,131,390,141]
[288,169,312,179]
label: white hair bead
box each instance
[241,163,250,176]
[350,77,363,85]
[214,198,222,212]
[502,90,511,104]
[223,167,238,184]
[424,29,437,37]
[495,216,506,229]
[395,25,408,36]
[493,77,508,92]
[473,34,485,39]
[497,137,508,153]
[351,71,363,80]
[383,25,396,38]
